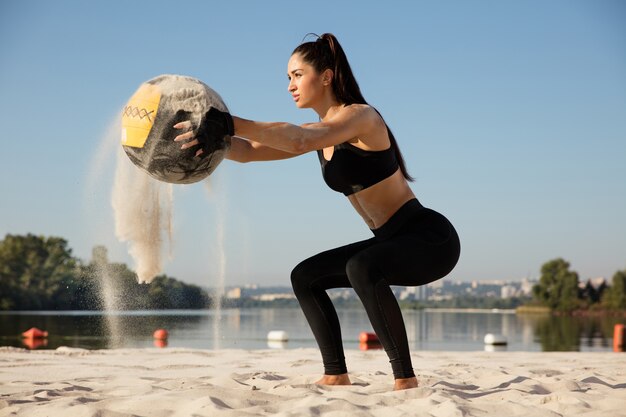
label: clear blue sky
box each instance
[1,0,625,288]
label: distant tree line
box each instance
[531,258,626,313]
[225,292,530,311]
[0,234,210,311]
[400,295,529,310]
[2,234,624,313]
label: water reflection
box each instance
[530,314,615,351]
[0,309,621,352]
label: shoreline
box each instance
[2,307,519,315]
[2,306,624,315]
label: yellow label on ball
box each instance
[121,83,162,148]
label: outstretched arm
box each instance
[233,105,376,154]
[173,118,306,163]
[173,104,379,160]
[227,136,306,163]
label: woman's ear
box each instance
[322,69,334,86]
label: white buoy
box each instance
[484,344,507,352]
[267,330,289,342]
[267,340,288,349]
[484,333,508,345]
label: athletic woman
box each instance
[174,33,460,391]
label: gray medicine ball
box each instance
[121,74,230,184]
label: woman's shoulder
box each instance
[342,103,375,115]
[333,104,389,148]
[339,104,384,127]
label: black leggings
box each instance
[290,199,460,379]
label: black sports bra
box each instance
[317,141,399,196]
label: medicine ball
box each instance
[121,74,231,184]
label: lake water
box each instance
[0,308,621,352]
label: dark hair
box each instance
[292,33,414,182]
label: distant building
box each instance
[428,293,454,301]
[328,289,355,300]
[520,278,535,296]
[500,285,516,299]
[399,287,417,300]
[251,293,296,301]
[226,287,242,299]
[429,280,445,289]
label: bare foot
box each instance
[394,377,418,391]
[315,374,352,386]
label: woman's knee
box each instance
[290,259,315,293]
[345,254,381,290]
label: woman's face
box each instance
[287,53,324,109]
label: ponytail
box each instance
[293,33,414,182]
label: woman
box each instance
[175,33,460,391]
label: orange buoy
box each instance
[22,338,48,350]
[154,339,168,348]
[614,324,625,352]
[22,327,48,339]
[153,329,169,340]
[359,341,383,351]
[359,331,379,343]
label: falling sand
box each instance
[205,182,227,349]
[111,146,173,284]
[110,144,227,344]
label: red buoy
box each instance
[22,327,48,339]
[23,338,48,350]
[359,341,383,351]
[154,339,168,348]
[359,331,379,343]
[614,324,625,352]
[153,329,169,340]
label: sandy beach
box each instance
[1,347,625,417]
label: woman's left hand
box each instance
[173,108,235,157]
[173,120,203,156]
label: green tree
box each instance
[77,246,137,310]
[146,275,208,309]
[80,246,209,310]
[0,236,210,311]
[532,258,580,312]
[603,269,626,310]
[579,279,607,306]
[0,234,78,310]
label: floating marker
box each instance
[267,340,288,349]
[154,339,168,348]
[614,324,625,352]
[359,341,383,351]
[22,338,48,350]
[359,332,379,343]
[153,329,169,340]
[22,327,48,339]
[267,330,289,342]
[484,333,507,345]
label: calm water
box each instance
[0,308,620,352]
